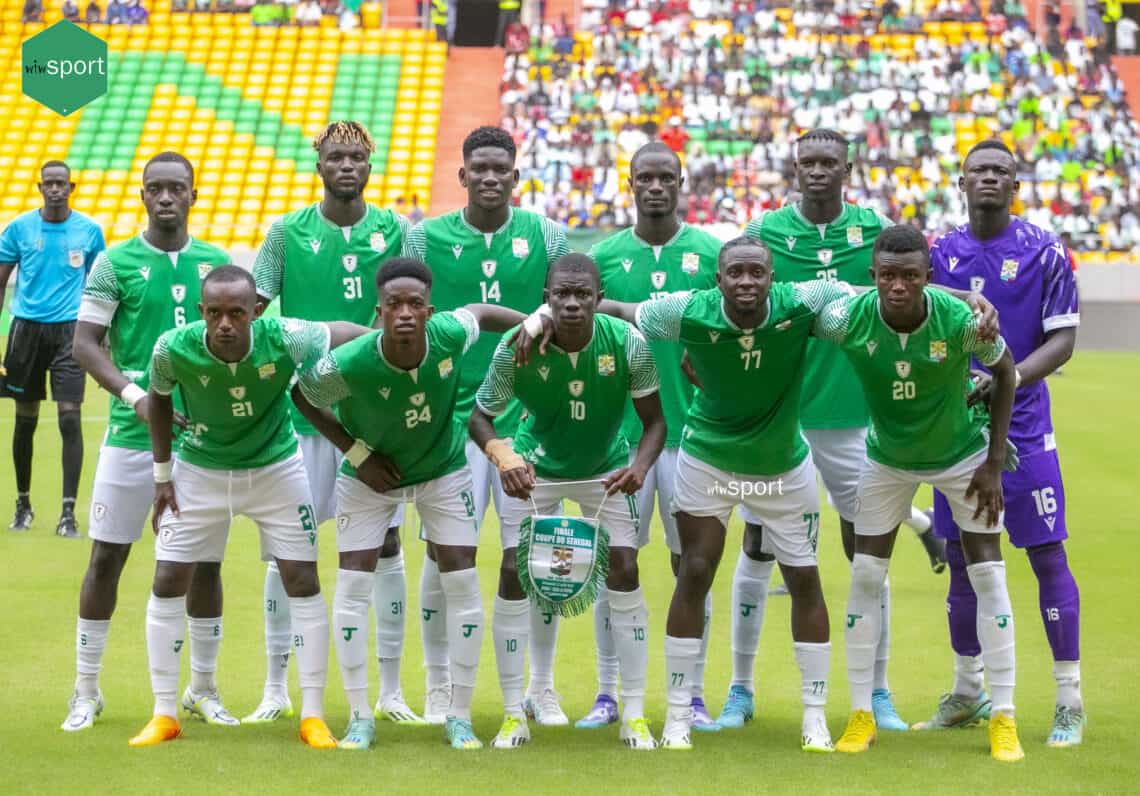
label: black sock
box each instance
[13,414,37,499]
[59,410,83,510]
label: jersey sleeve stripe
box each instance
[77,296,117,326]
[1042,312,1080,331]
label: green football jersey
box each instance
[591,224,720,448]
[403,207,569,436]
[635,281,852,476]
[297,309,479,489]
[78,235,228,451]
[150,317,330,470]
[253,203,409,436]
[477,314,658,480]
[815,289,1006,471]
[746,203,892,429]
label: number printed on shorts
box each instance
[891,380,916,400]
[1031,487,1057,516]
[803,512,820,553]
[298,504,316,531]
[460,490,475,518]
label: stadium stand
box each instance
[0,0,444,249]
[501,0,1140,257]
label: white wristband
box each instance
[120,382,146,408]
[522,303,552,338]
[153,460,173,483]
[345,439,372,468]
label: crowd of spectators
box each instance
[25,0,149,23]
[500,0,1140,253]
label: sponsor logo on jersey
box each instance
[895,361,911,378]
[597,354,615,376]
[929,340,947,362]
[817,249,833,266]
[258,363,277,380]
[370,232,386,252]
[481,259,496,278]
[568,380,584,397]
[621,258,633,273]
[198,262,212,279]
[199,374,210,387]
[512,237,529,258]
[971,276,986,292]
[538,365,550,381]
[785,236,796,251]
[948,256,960,272]
[1000,258,1019,282]
[229,386,246,400]
[69,249,84,268]
[171,284,186,303]
[139,266,150,281]
[410,392,426,407]
[709,331,720,342]
[343,255,357,273]
[438,357,453,379]
[846,226,864,246]
[739,335,754,351]
[866,340,878,356]
[452,244,463,259]
[681,252,699,274]
[309,239,321,254]
[651,271,667,290]
[379,387,391,399]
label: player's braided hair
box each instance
[718,236,771,267]
[144,151,195,186]
[546,252,600,290]
[796,128,851,162]
[378,257,433,291]
[872,224,929,264]
[462,126,517,161]
[313,121,376,153]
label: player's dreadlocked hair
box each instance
[546,252,600,290]
[963,138,1014,167]
[312,121,376,153]
[872,224,930,264]
[718,236,772,268]
[144,151,195,186]
[377,257,433,291]
[462,126,517,161]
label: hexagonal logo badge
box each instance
[22,21,108,117]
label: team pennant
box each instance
[517,515,609,617]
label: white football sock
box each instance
[873,576,891,692]
[440,568,483,720]
[187,616,222,695]
[419,556,450,691]
[592,589,618,699]
[334,569,373,719]
[794,641,830,725]
[953,654,984,699]
[693,591,711,699]
[493,596,529,718]
[846,554,888,712]
[263,562,292,695]
[730,554,774,691]
[664,635,701,710]
[967,561,1016,715]
[373,551,407,703]
[527,604,559,694]
[608,586,649,721]
[145,593,185,717]
[290,593,329,720]
[74,618,109,699]
[1054,660,1081,710]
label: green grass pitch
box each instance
[1,351,1137,794]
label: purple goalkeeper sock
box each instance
[945,540,982,657]
[1027,542,1081,662]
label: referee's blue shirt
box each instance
[0,209,105,323]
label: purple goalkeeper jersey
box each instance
[931,217,1079,457]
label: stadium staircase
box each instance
[0,0,446,249]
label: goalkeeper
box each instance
[469,253,665,751]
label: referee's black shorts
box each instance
[0,318,85,404]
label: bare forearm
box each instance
[468,408,500,449]
[1015,327,1075,387]
[465,303,527,332]
[148,390,175,463]
[73,321,132,395]
[986,352,1016,467]
[326,321,371,349]
[597,299,638,324]
[290,384,355,453]
[631,396,666,472]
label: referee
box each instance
[0,161,104,537]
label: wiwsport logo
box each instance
[22,22,107,116]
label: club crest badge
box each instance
[481,259,496,278]
[171,284,186,303]
[739,335,754,351]
[651,271,666,290]
[971,276,986,292]
[568,380,584,397]
[410,392,426,407]
[817,249,833,267]
[895,361,911,379]
[343,255,357,273]
[229,386,246,400]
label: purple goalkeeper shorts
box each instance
[934,449,1068,549]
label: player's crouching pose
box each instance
[818,226,1025,763]
[129,266,366,749]
[293,258,527,751]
